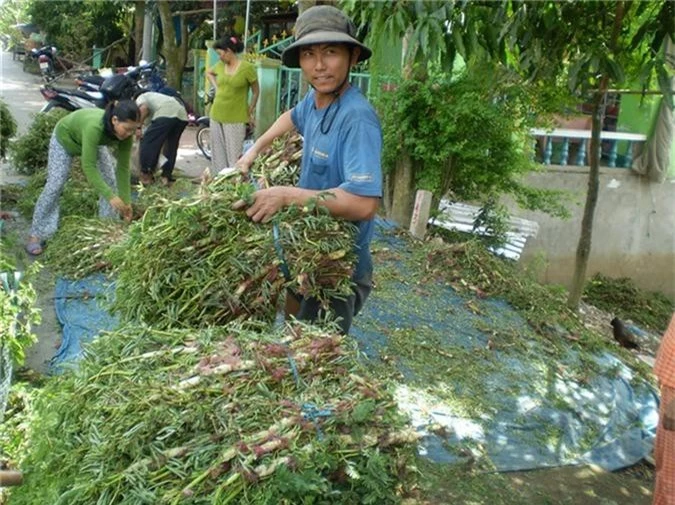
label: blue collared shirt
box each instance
[291,86,383,281]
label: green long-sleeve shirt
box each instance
[54,108,132,203]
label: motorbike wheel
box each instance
[196,124,211,161]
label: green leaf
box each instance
[603,54,625,84]
[352,400,377,423]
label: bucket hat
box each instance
[281,6,371,68]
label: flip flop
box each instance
[25,240,43,256]
[139,172,154,186]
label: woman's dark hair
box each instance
[213,35,244,53]
[103,99,140,138]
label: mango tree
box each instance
[498,1,673,308]
[27,0,128,62]
[344,0,674,309]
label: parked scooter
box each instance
[40,61,161,113]
[74,73,105,93]
[75,61,163,94]
[38,85,105,113]
[39,74,136,113]
[30,46,58,83]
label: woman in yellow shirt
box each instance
[206,35,259,176]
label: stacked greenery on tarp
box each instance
[42,178,357,329]
[5,132,423,503]
[9,323,418,505]
[0,222,40,421]
[111,177,357,328]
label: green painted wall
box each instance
[616,92,674,177]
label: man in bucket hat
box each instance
[234,5,382,334]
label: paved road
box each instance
[0,50,46,134]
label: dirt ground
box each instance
[507,464,653,505]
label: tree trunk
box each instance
[388,151,415,226]
[157,0,186,91]
[384,32,427,226]
[566,90,605,309]
[133,0,145,64]
[567,1,625,309]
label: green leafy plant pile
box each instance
[375,63,570,218]
[42,217,126,280]
[415,235,587,344]
[583,273,674,332]
[0,381,36,471]
[110,178,357,329]
[17,160,98,219]
[9,108,69,175]
[0,98,17,159]
[9,323,417,505]
[0,226,40,368]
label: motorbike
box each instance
[39,73,137,113]
[74,73,105,93]
[40,62,161,114]
[195,87,216,160]
[75,61,166,95]
[30,45,58,83]
[38,86,105,113]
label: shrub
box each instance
[374,62,572,219]
[0,98,17,159]
[9,108,69,175]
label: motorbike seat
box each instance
[81,75,105,86]
[49,87,102,101]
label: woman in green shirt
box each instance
[206,35,259,176]
[25,100,140,255]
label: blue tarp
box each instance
[51,274,118,372]
[49,218,658,472]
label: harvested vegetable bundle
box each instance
[110,180,356,328]
[248,131,302,187]
[10,323,418,505]
[43,217,127,279]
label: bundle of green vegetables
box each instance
[10,323,418,505]
[248,131,302,187]
[0,226,40,370]
[43,217,127,279]
[109,178,355,328]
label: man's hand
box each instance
[232,186,290,223]
[109,196,132,222]
[664,397,675,431]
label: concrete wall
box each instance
[515,166,675,298]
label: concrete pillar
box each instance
[409,189,433,239]
[142,4,154,62]
[254,59,282,136]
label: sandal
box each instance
[26,238,43,256]
[139,172,154,186]
[159,175,176,187]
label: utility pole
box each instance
[142,2,154,62]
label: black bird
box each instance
[610,317,640,350]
